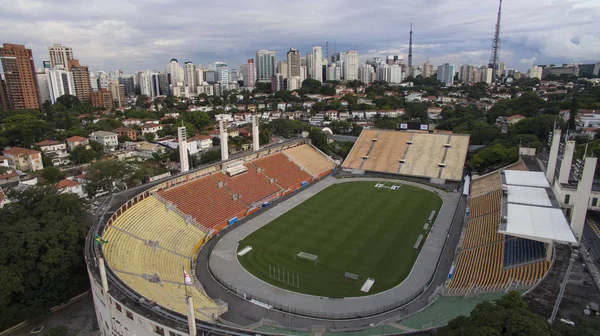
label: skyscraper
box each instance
[68,59,92,102]
[184,61,196,92]
[459,64,474,83]
[287,48,301,79]
[46,68,75,104]
[344,51,359,81]
[256,50,275,83]
[311,46,323,82]
[277,61,288,80]
[36,69,50,104]
[48,43,73,69]
[0,43,41,109]
[244,59,255,87]
[436,63,454,85]
[215,62,229,86]
[528,66,542,79]
[166,59,183,85]
[422,60,433,78]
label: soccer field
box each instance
[237,181,442,297]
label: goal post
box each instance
[296,252,318,265]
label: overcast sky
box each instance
[1,0,599,74]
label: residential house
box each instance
[35,140,70,166]
[65,136,90,152]
[90,131,119,148]
[0,170,19,186]
[428,107,443,120]
[122,118,143,127]
[227,128,240,137]
[365,110,378,119]
[0,156,8,167]
[325,110,338,120]
[55,179,86,198]
[186,135,213,155]
[507,114,526,125]
[351,111,365,119]
[338,111,350,120]
[113,127,138,141]
[2,147,44,171]
[357,98,373,106]
[277,103,286,111]
[141,123,163,140]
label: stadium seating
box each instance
[468,190,501,218]
[115,272,219,321]
[342,129,380,169]
[361,131,411,173]
[158,175,248,230]
[213,164,282,205]
[440,136,470,180]
[503,237,546,268]
[283,144,336,177]
[469,172,501,197]
[109,196,206,255]
[399,133,449,179]
[253,153,312,190]
[447,161,551,294]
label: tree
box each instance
[41,166,64,184]
[85,160,134,197]
[200,149,221,164]
[301,79,322,94]
[308,128,329,153]
[144,132,156,142]
[54,94,80,109]
[0,187,90,329]
[184,111,211,130]
[468,143,518,174]
[70,145,100,164]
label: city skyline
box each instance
[1,0,598,74]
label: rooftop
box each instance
[35,140,62,146]
[55,179,82,189]
[66,136,88,142]
[3,147,41,156]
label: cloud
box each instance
[0,0,598,74]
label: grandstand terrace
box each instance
[252,152,312,190]
[283,144,336,177]
[212,163,282,206]
[102,196,221,320]
[446,161,575,294]
[342,129,469,182]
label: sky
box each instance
[1,0,599,74]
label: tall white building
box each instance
[277,61,288,80]
[311,46,323,82]
[256,50,275,83]
[166,59,184,85]
[436,63,454,85]
[481,67,493,84]
[528,66,543,79]
[344,51,359,81]
[215,62,229,86]
[97,71,109,89]
[138,70,154,97]
[46,68,75,104]
[358,64,375,83]
[109,70,123,80]
[326,64,341,81]
[36,69,51,104]
[422,60,433,78]
[376,64,390,82]
[459,64,474,83]
[287,76,302,91]
[89,72,99,91]
[389,64,403,83]
[242,59,255,87]
[300,65,307,84]
[287,48,301,79]
[48,44,73,69]
[184,62,196,92]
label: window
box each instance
[154,326,165,336]
[115,302,122,312]
[126,310,133,320]
[566,208,571,219]
[594,198,598,207]
[565,194,570,205]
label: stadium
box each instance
[86,126,578,336]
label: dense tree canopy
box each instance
[0,187,90,329]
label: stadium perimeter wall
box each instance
[85,139,331,336]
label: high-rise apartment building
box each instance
[48,44,73,69]
[459,64,474,83]
[68,59,92,102]
[300,65,307,84]
[0,75,7,109]
[110,81,125,107]
[422,60,433,78]
[36,69,51,104]
[119,76,135,96]
[166,59,183,85]
[287,76,302,91]
[183,61,196,92]
[46,68,75,104]
[137,70,153,97]
[358,64,375,84]
[436,63,454,85]
[287,49,301,79]
[97,71,109,90]
[0,43,41,110]
[311,46,323,82]
[90,88,113,109]
[344,51,359,81]
[389,64,403,83]
[243,59,255,87]
[277,61,288,80]
[256,50,275,83]
[215,62,229,86]
[271,73,284,92]
[528,66,543,79]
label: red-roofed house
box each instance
[65,136,90,152]
[507,114,526,124]
[35,140,70,166]
[141,123,163,140]
[55,179,86,198]
[186,134,213,155]
[2,147,44,171]
[112,127,138,141]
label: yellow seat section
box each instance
[115,272,218,321]
[110,196,206,256]
[284,144,336,176]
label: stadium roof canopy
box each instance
[503,170,550,188]
[500,204,577,244]
[506,185,552,207]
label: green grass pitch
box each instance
[237,181,442,297]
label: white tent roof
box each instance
[506,185,552,207]
[501,204,577,244]
[504,170,550,188]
